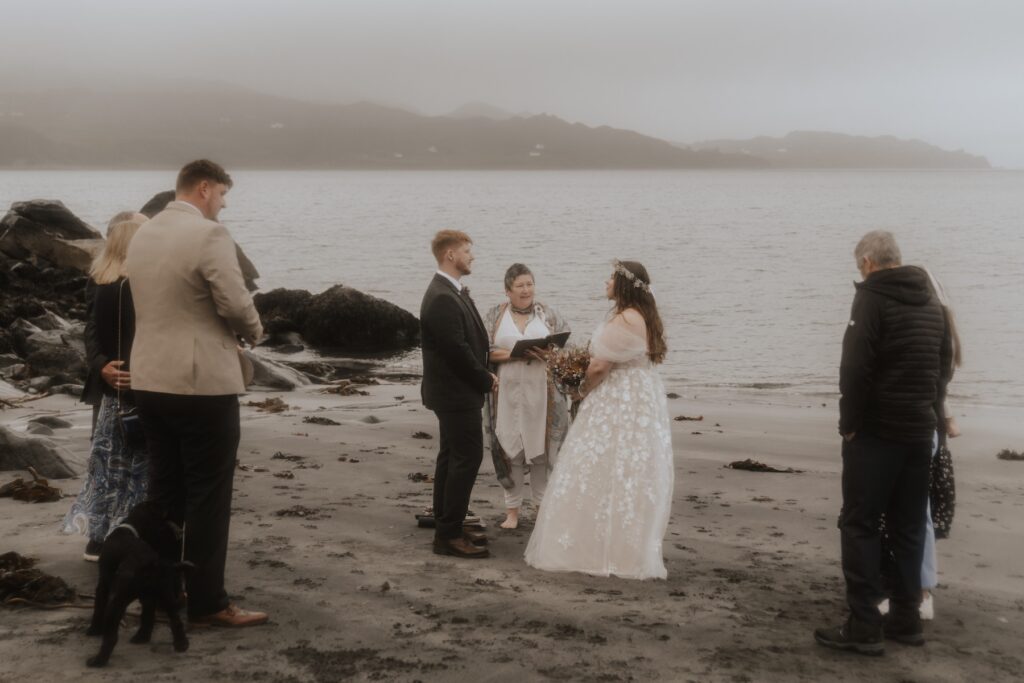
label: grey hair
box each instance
[504,263,534,291]
[854,230,902,268]
[106,210,139,237]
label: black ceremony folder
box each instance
[509,331,571,359]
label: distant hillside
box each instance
[689,131,990,169]
[445,102,525,121]
[0,85,763,169]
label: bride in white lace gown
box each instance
[525,261,674,579]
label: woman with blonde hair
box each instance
[63,211,149,561]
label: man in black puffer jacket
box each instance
[816,231,953,656]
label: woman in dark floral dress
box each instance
[62,212,149,561]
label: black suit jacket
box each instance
[81,278,136,406]
[420,274,492,412]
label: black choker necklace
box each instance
[511,304,533,315]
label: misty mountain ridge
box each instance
[0,83,989,169]
[690,131,990,169]
[0,83,762,169]
[444,102,533,121]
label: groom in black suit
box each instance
[420,230,497,559]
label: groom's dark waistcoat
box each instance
[420,274,492,412]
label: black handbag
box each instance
[116,280,147,450]
[930,443,956,539]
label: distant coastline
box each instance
[0,86,991,170]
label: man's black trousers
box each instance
[840,431,931,625]
[432,409,484,540]
[135,391,239,619]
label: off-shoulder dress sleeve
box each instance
[591,315,648,364]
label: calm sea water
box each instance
[3,170,1022,408]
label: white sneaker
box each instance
[920,594,934,621]
[879,596,934,620]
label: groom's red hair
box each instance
[431,230,472,263]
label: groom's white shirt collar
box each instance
[436,270,462,292]
[168,200,205,217]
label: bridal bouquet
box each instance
[547,343,591,395]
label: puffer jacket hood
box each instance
[855,265,932,306]
[840,264,953,443]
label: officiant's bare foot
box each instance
[500,509,519,529]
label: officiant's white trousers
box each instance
[504,450,549,509]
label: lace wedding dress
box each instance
[525,315,674,579]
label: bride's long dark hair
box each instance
[610,260,667,364]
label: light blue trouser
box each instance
[921,431,939,590]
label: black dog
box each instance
[86,501,190,667]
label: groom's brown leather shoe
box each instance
[462,528,488,546]
[190,604,268,628]
[433,536,489,558]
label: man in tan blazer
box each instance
[126,159,267,627]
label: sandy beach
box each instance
[2,379,1022,682]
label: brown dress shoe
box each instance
[433,536,489,558]
[191,604,268,627]
[462,528,488,546]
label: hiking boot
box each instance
[814,617,884,656]
[884,613,925,646]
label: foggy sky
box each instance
[4,0,1023,167]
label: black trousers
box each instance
[839,431,932,625]
[432,409,484,540]
[135,390,240,619]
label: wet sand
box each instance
[1,382,1022,682]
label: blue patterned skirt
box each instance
[62,395,149,542]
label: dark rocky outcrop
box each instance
[255,286,419,352]
[0,200,103,271]
[139,190,176,218]
[303,286,419,350]
[0,379,24,401]
[28,415,73,430]
[253,289,315,335]
[241,350,312,391]
[0,426,82,479]
[2,200,99,241]
[0,202,93,390]
[25,343,87,386]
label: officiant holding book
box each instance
[484,264,571,530]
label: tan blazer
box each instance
[126,201,263,395]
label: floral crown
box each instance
[613,260,654,295]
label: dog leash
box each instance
[168,519,194,568]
